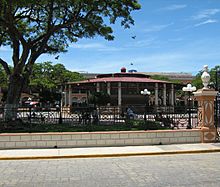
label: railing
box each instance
[0,105,198,129]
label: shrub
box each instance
[126,119,167,130]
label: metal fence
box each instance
[215,93,220,128]
[0,105,198,129]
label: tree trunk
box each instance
[4,74,24,121]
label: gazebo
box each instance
[62,67,179,108]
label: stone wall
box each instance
[0,130,201,149]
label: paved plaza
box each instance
[1,143,220,159]
[1,152,220,187]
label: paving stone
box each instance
[1,153,220,186]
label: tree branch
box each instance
[5,1,27,47]
[12,38,19,67]
[13,44,30,74]
[47,0,54,31]
[0,58,11,75]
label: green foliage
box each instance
[30,61,85,90]
[0,120,167,133]
[38,90,61,104]
[89,91,111,106]
[0,0,140,53]
[0,65,7,88]
[151,75,170,81]
[192,71,203,89]
[126,119,168,130]
[0,0,141,108]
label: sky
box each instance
[1,0,220,75]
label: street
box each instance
[1,153,220,187]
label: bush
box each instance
[126,119,168,130]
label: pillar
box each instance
[163,84,166,106]
[96,83,100,92]
[68,85,72,106]
[170,84,174,106]
[60,86,63,106]
[155,83,158,106]
[118,82,122,106]
[107,82,111,95]
[64,85,67,106]
[194,89,218,143]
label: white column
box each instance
[68,85,72,106]
[163,83,166,106]
[96,83,100,92]
[107,82,111,95]
[155,83,158,106]
[118,82,122,106]
[170,84,174,106]
[60,86,63,106]
[64,85,67,106]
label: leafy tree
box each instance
[0,0,140,120]
[30,62,55,90]
[29,61,85,104]
[191,71,203,89]
[0,65,8,89]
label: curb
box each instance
[1,149,220,160]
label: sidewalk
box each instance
[1,143,220,160]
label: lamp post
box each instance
[182,84,196,129]
[27,97,32,122]
[141,89,151,129]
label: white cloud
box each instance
[98,46,124,52]
[70,43,105,49]
[194,19,218,27]
[192,9,220,20]
[160,4,187,11]
[128,37,157,48]
[70,42,124,52]
[144,23,173,33]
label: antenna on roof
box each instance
[128,62,137,73]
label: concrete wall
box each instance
[0,130,201,149]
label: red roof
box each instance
[69,77,170,84]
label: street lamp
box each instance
[141,89,151,129]
[27,97,32,122]
[182,84,196,129]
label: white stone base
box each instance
[0,130,202,149]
